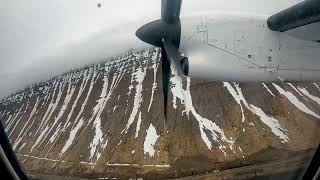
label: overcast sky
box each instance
[0,0,302,99]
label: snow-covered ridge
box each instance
[0,49,158,155]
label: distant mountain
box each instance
[0,48,319,179]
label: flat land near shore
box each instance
[28,152,312,180]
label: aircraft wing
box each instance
[267,0,320,42]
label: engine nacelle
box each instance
[179,56,189,76]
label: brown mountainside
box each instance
[0,48,319,179]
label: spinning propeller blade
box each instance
[136,0,188,118]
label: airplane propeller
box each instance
[136,0,189,118]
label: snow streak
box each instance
[18,97,40,140]
[34,79,63,136]
[148,51,159,112]
[13,97,40,149]
[262,83,275,97]
[170,65,234,153]
[78,63,125,162]
[135,111,142,138]
[297,87,320,105]
[45,71,91,157]
[287,83,309,102]
[66,70,91,129]
[224,82,289,143]
[60,67,98,157]
[88,72,111,161]
[273,83,320,119]
[42,75,77,147]
[314,83,320,91]
[250,105,288,143]
[223,82,245,122]
[122,66,147,134]
[5,104,24,133]
[36,79,66,147]
[90,115,103,161]
[60,118,84,156]
[30,126,49,152]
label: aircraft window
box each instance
[0,0,319,180]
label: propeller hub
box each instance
[136,20,181,48]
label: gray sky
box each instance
[0,0,302,99]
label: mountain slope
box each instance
[0,48,319,179]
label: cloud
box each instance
[0,21,150,99]
[0,0,301,99]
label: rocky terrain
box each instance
[0,48,319,179]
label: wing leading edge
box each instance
[267,0,320,42]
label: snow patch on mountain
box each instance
[90,116,103,161]
[144,123,159,157]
